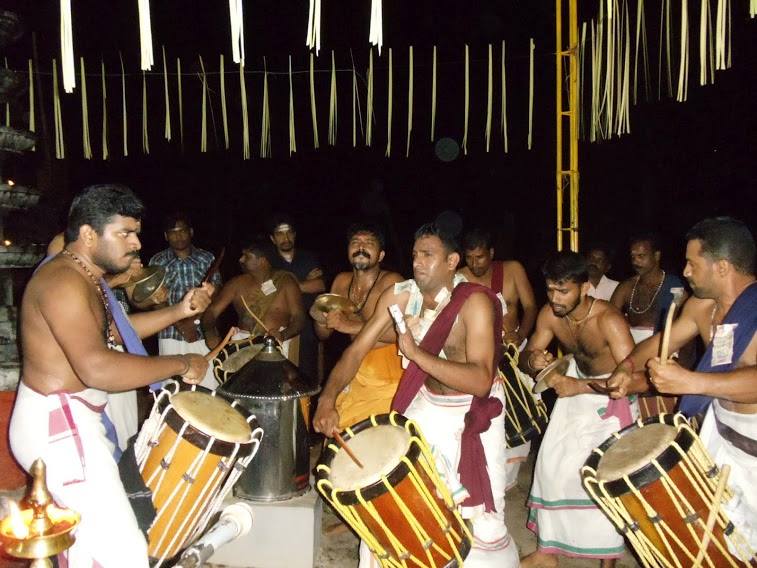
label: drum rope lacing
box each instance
[61,248,116,348]
[628,270,666,315]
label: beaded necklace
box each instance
[348,269,384,314]
[629,270,666,314]
[61,249,117,348]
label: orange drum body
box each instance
[316,412,471,568]
[582,414,755,567]
[135,386,263,565]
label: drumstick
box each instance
[205,326,238,362]
[659,302,677,365]
[333,431,364,469]
[240,295,272,335]
[693,464,730,567]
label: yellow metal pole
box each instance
[569,0,579,252]
[556,0,564,251]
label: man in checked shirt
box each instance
[149,211,222,388]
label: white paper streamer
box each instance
[199,56,207,153]
[80,57,92,159]
[289,55,297,155]
[309,53,319,149]
[60,0,76,93]
[229,0,245,65]
[462,44,469,155]
[633,0,650,103]
[221,55,229,149]
[750,0,756,18]
[369,0,383,55]
[137,0,154,70]
[142,71,150,153]
[366,49,374,146]
[163,46,171,141]
[485,44,492,153]
[306,0,322,55]
[261,58,271,158]
[328,51,337,146]
[28,60,35,137]
[120,53,127,156]
[101,59,108,160]
[239,62,250,159]
[177,58,184,151]
[430,45,437,142]
[53,59,65,159]
[501,41,508,153]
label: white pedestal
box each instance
[209,489,322,568]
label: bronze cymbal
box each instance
[310,293,358,323]
[533,353,574,394]
[124,266,168,309]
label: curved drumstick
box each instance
[206,326,238,362]
[333,431,364,469]
[693,464,730,567]
[240,295,283,347]
[659,302,677,365]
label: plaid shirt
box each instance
[149,246,222,341]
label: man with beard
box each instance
[458,228,539,492]
[315,223,518,567]
[9,185,211,568]
[606,217,757,558]
[202,239,305,361]
[585,243,619,301]
[149,212,222,389]
[610,233,688,417]
[459,227,537,347]
[520,251,636,568]
[269,215,324,380]
[313,223,404,429]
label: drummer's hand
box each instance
[606,364,633,399]
[306,267,323,281]
[551,374,582,398]
[647,358,696,395]
[397,325,420,362]
[528,350,555,372]
[324,309,349,332]
[313,401,340,436]
[503,329,522,347]
[106,257,143,288]
[179,354,209,384]
[180,283,213,317]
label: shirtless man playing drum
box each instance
[202,239,305,360]
[520,251,636,568]
[315,223,518,567]
[9,185,211,568]
[458,227,537,347]
[313,223,403,429]
[607,217,757,556]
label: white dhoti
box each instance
[359,381,519,568]
[527,358,636,560]
[9,382,149,568]
[699,401,757,559]
[158,337,216,389]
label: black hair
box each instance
[268,214,296,235]
[686,217,755,275]
[414,223,460,255]
[242,239,278,265]
[65,184,144,244]
[462,227,493,251]
[346,222,386,250]
[541,250,589,284]
[584,241,614,262]
[630,232,661,253]
[162,211,192,233]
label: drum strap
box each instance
[714,413,757,458]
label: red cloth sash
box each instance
[490,261,504,293]
[391,282,503,511]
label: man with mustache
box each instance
[269,214,324,381]
[149,212,222,388]
[202,239,305,361]
[610,233,688,416]
[606,217,757,559]
[315,223,518,567]
[585,243,619,301]
[313,223,404,429]
[520,251,636,568]
[9,185,211,567]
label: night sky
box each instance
[2,1,755,295]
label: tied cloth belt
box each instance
[714,413,757,459]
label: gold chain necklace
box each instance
[61,249,116,347]
[629,270,666,314]
[565,297,596,339]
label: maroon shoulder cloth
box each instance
[391,282,503,512]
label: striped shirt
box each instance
[149,246,222,341]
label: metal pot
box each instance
[218,336,320,502]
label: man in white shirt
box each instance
[585,244,619,301]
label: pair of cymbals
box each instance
[532,354,573,394]
[310,293,357,323]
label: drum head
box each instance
[329,424,411,491]
[533,354,573,393]
[171,391,251,444]
[596,423,678,482]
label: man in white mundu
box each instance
[314,223,518,567]
[521,251,638,568]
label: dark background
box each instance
[2,0,755,297]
